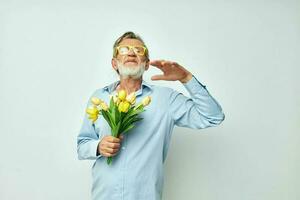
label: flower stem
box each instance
[107,157,112,165]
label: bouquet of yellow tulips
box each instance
[86,89,151,165]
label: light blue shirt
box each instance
[77,75,225,200]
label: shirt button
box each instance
[122,146,126,150]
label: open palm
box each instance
[149,60,192,83]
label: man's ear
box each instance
[112,58,120,75]
[145,59,150,71]
[111,58,117,71]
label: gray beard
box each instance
[116,61,146,79]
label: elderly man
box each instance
[77,31,225,200]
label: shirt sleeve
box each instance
[77,92,104,160]
[168,75,225,129]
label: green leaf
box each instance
[122,108,145,125]
[109,96,114,112]
[101,110,113,129]
[115,105,121,125]
[111,104,116,123]
[101,110,116,130]
[121,124,135,134]
[114,120,121,137]
[120,117,143,133]
[122,116,143,132]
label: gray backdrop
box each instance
[0,0,299,200]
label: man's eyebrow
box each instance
[118,45,145,47]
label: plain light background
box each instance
[0,0,299,200]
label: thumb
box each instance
[151,75,165,81]
[119,134,124,140]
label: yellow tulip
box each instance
[118,90,127,101]
[131,98,136,105]
[126,92,136,105]
[88,114,98,122]
[142,96,151,106]
[99,101,109,111]
[113,95,120,105]
[86,106,99,115]
[88,113,98,119]
[118,102,124,112]
[118,101,131,113]
[91,97,102,105]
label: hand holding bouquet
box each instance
[86,89,151,165]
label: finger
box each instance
[102,152,113,157]
[162,61,178,66]
[104,148,120,156]
[171,61,179,66]
[108,152,118,157]
[149,59,164,65]
[104,149,120,157]
[151,74,166,81]
[99,149,109,157]
[119,134,124,140]
[161,60,173,67]
[149,60,165,68]
[150,60,176,66]
[107,136,121,143]
[107,142,120,149]
[104,147,118,154]
[111,152,118,157]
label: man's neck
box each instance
[116,77,142,95]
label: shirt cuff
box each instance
[91,138,103,159]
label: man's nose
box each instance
[127,48,136,56]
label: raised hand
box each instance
[149,60,193,83]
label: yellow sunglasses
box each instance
[116,45,147,56]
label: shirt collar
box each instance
[103,79,153,96]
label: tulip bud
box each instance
[131,98,136,105]
[88,114,98,122]
[118,102,124,112]
[86,106,99,115]
[99,101,109,111]
[88,113,98,119]
[91,97,101,106]
[113,95,120,104]
[123,101,131,112]
[126,92,136,105]
[118,90,127,101]
[142,96,151,106]
[118,101,130,113]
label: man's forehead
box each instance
[119,38,144,46]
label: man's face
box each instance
[112,38,149,79]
